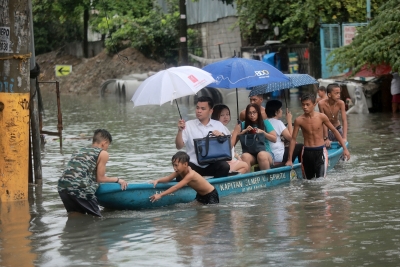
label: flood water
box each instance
[1,89,400,267]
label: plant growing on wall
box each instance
[328,0,400,73]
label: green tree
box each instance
[328,0,400,73]
[235,0,384,45]
[33,0,83,55]
[95,0,201,64]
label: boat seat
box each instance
[251,162,286,172]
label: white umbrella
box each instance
[131,66,215,118]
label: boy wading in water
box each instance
[318,84,348,147]
[58,129,128,217]
[149,151,219,204]
[286,94,350,179]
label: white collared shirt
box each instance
[182,119,230,167]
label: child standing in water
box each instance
[318,84,348,147]
[58,129,128,217]
[286,94,350,179]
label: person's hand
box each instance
[343,138,347,143]
[212,130,223,136]
[324,139,331,148]
[178,119,185,131]
[285,161,293,168]
[118,178,128,190]
[150,194,162,203]
[343,149,350,161]
[286,108,292,122]
[149,180,158,188]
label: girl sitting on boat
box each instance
[232,103,277,170]
[211,104,249,174]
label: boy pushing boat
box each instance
[286,94,350,179]
[149,151,219,204]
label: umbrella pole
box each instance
[236,88,240,124]
[284,89,288,108]
[175,99,183,120]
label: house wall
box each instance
[191,16,242,60]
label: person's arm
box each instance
[175,119,185,150]
[281,128,292,142]
[96,150,128,190]
[261,129,276,142]
[318,103,329,146]
[149,172,179,187]
[323,115,350,160]
[232,123,242,146]
[339,101,348,141]
[286,108,293,135]
[261,120,277,143]
[285,119,300,167]
[239,110,245,122]
[149,171,193,202]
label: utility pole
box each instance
[28,0,43,184]
[0,0,32,201]
[179,0,188,65]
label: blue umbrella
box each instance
[202,57,290,121]
[248,74,318,96]
[248,74,318,107]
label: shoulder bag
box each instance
[239,124,266,154]
[194,131,232,165]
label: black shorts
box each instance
[195,188,219,204]
[301,146,328,179]
[58,190,102,217]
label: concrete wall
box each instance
[64,40,104,58]
[192,16,242,60]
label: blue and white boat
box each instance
[96,142,347,210]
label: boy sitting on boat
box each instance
[57,129,128,217]
[286,94,350,179]
[149,151,219,204]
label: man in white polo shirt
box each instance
[175,96,230,178]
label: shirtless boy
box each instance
[286,94,350,179]
[316,86,328,104]
[239,94,267,121]
[149,151,219,204]
[318,84,347,147]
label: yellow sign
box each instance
[55,65,72,77]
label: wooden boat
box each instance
[96,142,347,210]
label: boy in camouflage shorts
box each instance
[58,129,128,217]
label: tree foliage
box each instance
[328,0,400,73]
[33,0,83,54]
[235,0,384,45]
[95,0,201,64]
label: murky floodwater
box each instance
[1,89,400,267]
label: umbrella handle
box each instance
[175,99,182,120]
[236,88,240,123]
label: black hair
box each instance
[211,104,230,121]
[326,83,340,94]
[92,129,112,144]
[318,86,327,92]
[265,100,282,118]
[171,151,190,164]
[196,96,214,109]
[244,103,265,130]
[300,93,316,104]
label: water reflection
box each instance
[1,89,400,266]
[0,200,37,266]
